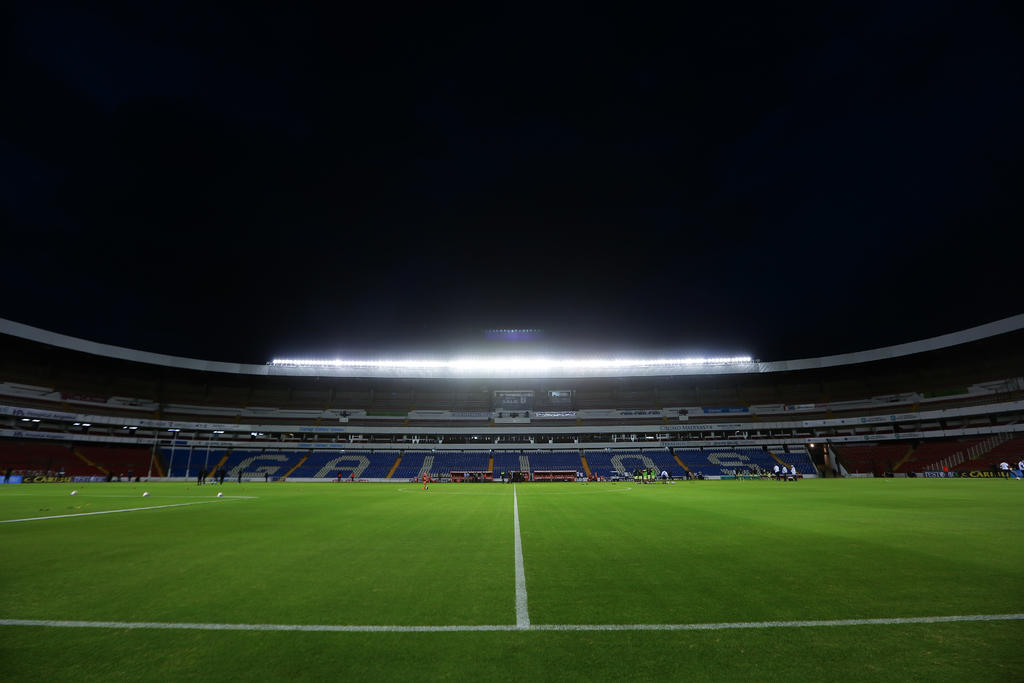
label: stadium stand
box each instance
[670,447,815,477]
[675,448,725,477]
[224,450,305,480]
[834,444,908,476]
[2,317,1024,482]
[528,450,583,477]
[767,446,817,475]
[76,446,154,477]
[286,450,395,479]
[899,440,979,472]
[583,449,657,479]
[165,448,230,477]
[390,451,431,480]
[644,448,687,478]
[427,451,491,478]
[492,450,527,479]
[954,436,1024,472]
[0,442,99,477]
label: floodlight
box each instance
[268,355,754,376]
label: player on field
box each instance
[422,472,429,491]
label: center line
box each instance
[513,484,530,629]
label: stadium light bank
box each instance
[267,356,756,378]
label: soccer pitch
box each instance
[2,479,1022,681]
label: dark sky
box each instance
[3,2,1022,364]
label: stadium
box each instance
[2,315,1023,680]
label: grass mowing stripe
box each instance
[513,484,530,628]
[2,614,1021,632]
[0,500,218,523]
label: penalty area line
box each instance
[0,614,1021,633]
[0,500,221,524]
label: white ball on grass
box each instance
[216,492,223,498]
[142,491,150,497]
[70,490,77,496]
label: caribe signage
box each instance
[961,470,1014,478]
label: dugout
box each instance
[450,471,493,482]
[532,470,575,481]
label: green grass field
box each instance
[2,479,1022,681]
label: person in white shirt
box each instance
[773,464,780,480]
[790,466,798,480]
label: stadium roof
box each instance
[2,314,1022,379]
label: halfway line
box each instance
[1,614,1020,633]
[513,484,530,629]
[0,500,218,524]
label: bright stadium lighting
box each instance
[269,355,754,373]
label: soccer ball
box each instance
[70,490,77,496]
[216,492,223,498]
[142,491,150,497]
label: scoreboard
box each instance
[493,390,534,412]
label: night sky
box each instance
[3,2,1022,364]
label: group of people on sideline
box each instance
[772,464,800,480]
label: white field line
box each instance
[0,494,258,499]
[513,484,530,629]
[0,614,1021,633]
[393,486,632,495]
[0,500,220,524]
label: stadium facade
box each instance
[1,315,1022,482]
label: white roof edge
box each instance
[1,314,1022,379]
